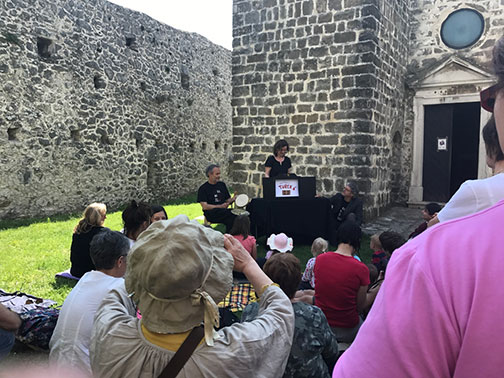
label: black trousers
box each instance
[204,209,236,233]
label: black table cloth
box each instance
[247,197,331,245]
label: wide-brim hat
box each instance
[125,215,234,345]
[267,233,293,253]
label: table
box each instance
[246,197,331,244]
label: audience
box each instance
[409,203,441,239]
[333,31,504,378]
[89,215,294,377]
[122,200,151,247]
[266,233,294,259]
[50,230,130,374]
[379,231,406,258]
[242,253,338,378]
[301,237,328,290]
[428,116,504,227]
[230,215,257,259]
[369,233,387,272]
[70,202,108,278]
[314,221,369,343]
[150,205,168,223]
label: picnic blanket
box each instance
[0,289,59,351]
[218,283,257,312]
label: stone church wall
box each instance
[402,0,504,203]
[0,0,232,219]
[231,0,410,218]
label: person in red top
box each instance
[314,221,370,343]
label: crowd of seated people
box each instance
[6,34,504,378]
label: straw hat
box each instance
[266,233,293,253]
[125,215,234,345]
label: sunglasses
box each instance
[480,83,501,112]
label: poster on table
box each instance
[275,179,299,198]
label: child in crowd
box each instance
[265,233,293,259]
[408,202,441,239]
[300,237,328,290]
[379,231,406,257]
[257,233,294,270]
[230,215,257,259]
[370,233,388,273]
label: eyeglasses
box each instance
[480,83,501,112]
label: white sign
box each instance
[275,179,299,198]
[437,137,447,151]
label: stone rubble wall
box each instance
[231,0,410,219]
[0,0,232,219]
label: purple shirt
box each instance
[334,200,504,378]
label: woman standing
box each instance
[70,202,107,278]
[264,139,292,178]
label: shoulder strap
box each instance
[158,325,205,378]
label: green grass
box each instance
[0,193,206,305]
[0,192,373,305]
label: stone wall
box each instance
[0,0,232,219]
[231,0,410,218]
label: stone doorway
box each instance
[422,102,480,202]
[408,57,494,204]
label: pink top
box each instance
[232,234,256,256]
[334,200,504,378]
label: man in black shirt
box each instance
[197,164,237,232]
[329,182,363,245]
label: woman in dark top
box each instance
[122,200,152,246]
[265,139,292,178]
[70,202,107,278]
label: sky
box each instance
[107,0,233,49]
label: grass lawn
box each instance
[0,193,372,305]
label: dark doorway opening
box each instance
[422,102,480,202]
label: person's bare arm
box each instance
[200,201,227,211]
[356,285,368,313]
[224,234,272,291]
[0,304,21,331]
[427,214,440,228]
[251,243,258,260]
[264,166,272,178]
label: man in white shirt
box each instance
[49,230,130,374]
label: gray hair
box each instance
[205,164,220,177]
[90,230,130,270]
[346,181,359,196]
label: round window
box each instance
[440,9,484,49]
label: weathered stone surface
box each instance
[0,0,232,219]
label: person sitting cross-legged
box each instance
[49,230,130,374]
[328,182,363,245]
[242,253,338,378]
[197,164,237,232]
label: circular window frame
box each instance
[440,8,485,50]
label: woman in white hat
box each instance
[90,215,295,378]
